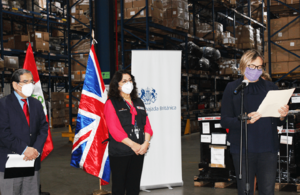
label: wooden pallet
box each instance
[275,183,300,192]
[194,176,236,189]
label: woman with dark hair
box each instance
[104,70,153,195]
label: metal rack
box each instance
[117,0,265,132]
[0,0,93,128]
[266,0,300,80]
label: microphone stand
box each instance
[238,84,251,195]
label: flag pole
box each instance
[92,179,111,195]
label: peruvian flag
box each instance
[23,43,54,161]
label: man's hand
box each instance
[23,147,39,161]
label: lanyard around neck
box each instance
[123,99,133,110]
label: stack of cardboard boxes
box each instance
[265,16,300,74]
[221,31,236,46]
[219,58,239,76]
[64,92,81,126]
[70,0,95,28]
[29,31,50,52]
[161,0,189,31]
[70,4,90,26]
[70,40,90,82]
[3,56,19,70]
[36,57,46,72]
[243,2,263,24]
[226,25,258,50]
[51,92,65,126]
[118,0,189,31]
[196,22,223,42]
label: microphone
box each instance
[234,80,249,95]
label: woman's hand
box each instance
[247,112,262,124]
[137,141,149,155]
[130,142,141,155]
[278,105,289,120]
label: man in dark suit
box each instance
[0,69,48,195]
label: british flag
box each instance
[70,44,110,185]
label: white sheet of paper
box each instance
[5,154,35,168]
[200,135,211,143]
[291,96,300,103]
[211,133,227,145]
[257,88,295,117]
[280,135,293,145]
[214,123,222,128]
[211,147,225,165]
[202,122,210,134]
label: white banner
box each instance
[132,50,183,190]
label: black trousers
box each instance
[110,154,145,195]
[232,152,277,195]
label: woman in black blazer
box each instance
[221,50,289,195]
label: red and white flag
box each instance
[23,43,54,161]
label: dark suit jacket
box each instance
[0,93,49,172]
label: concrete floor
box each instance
[39,128,298,195]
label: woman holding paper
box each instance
[221,50,289,195]
[104,70,153,195]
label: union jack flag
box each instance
[70,44,110,185]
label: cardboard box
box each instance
[52,118,64,126]
[289,51,300,61]
[272,62,288,73]
[123,0,133,8]
[288,16,300,39]
[81,71,86,81]
[126,7,139,18]
[273,40,298,51]
[275,49,289,62]
[65,106,78,115]
[264,51,276,63]
[52,27,64,37]
[271,17,289,41]
[14,35,29,50]
[71,14,80,24]
[52,109,65,118]
[31,41,49,52]
[29,31,49,42]
[133,0,145,8]
[242,42,255,49]
[4,56,19,69]
[3,35,14,48]
[79,15,90,24]
[288,61,300,73]
[71,71,81,81]
[51,100,65,110]
[64,92,81,100]
[152,7,164,20]
[52,92,65,101]
[79,5,89,12]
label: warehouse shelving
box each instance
[0,0,93,128]
[266,0,300,80]
[117,0,265,130]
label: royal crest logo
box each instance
[139,87,157,105]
